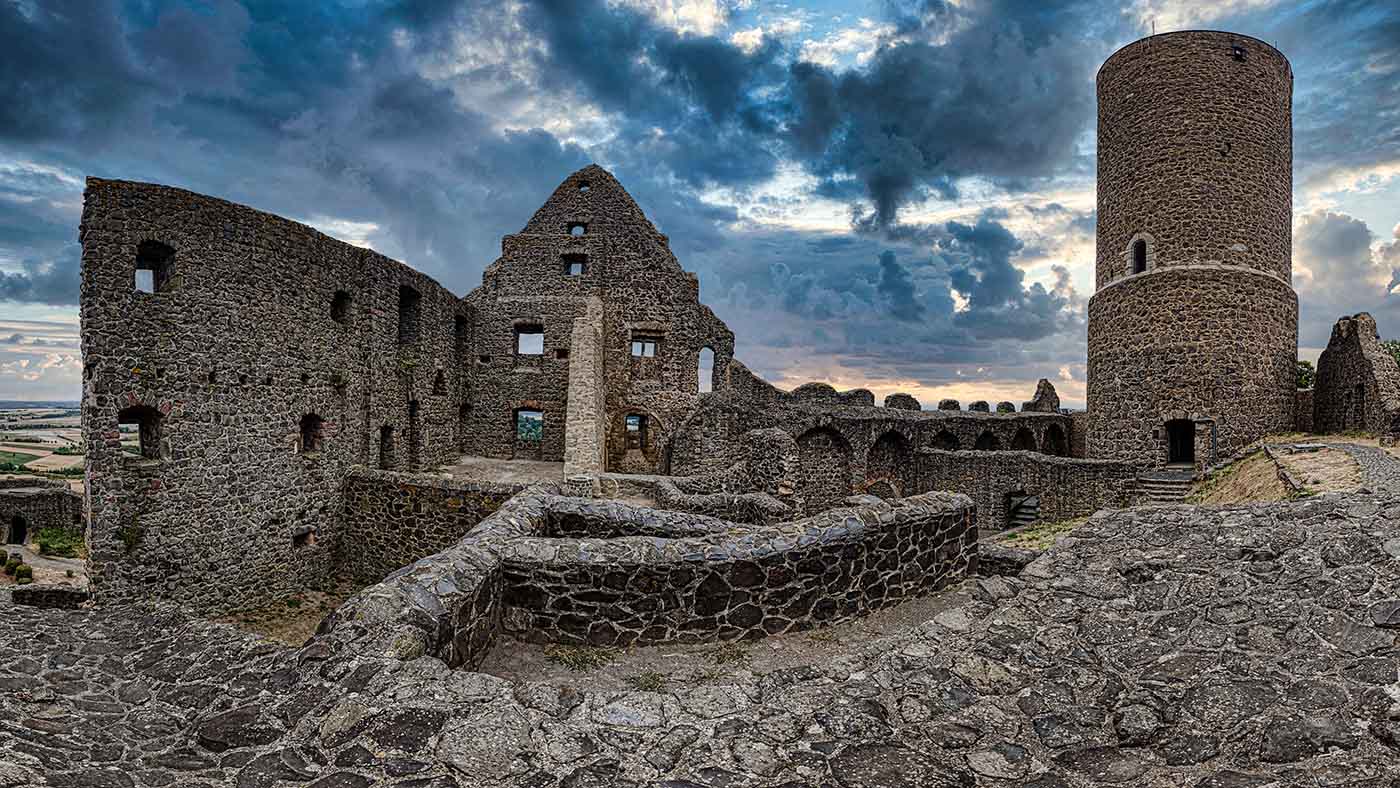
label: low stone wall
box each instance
[917,449,1139,532]
[336,470,527,585]
[652,475,790,524]
[0,476,83,544]
[1296,388,1314,433]
[316,485,975,668]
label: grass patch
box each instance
[997,517,1085,550]
[0,450,40,466]
[625,670,666,692]
[708,641,750,665]
[543,645,616,672]
[1185,451,1261,503]
[36,527,82,558]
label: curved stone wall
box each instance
[1096,31,1292,287]
[316,482,974,667]
[1086,266,1297,464]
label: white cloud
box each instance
[1128,0,1284,31]
[299,216,382,249]
[612,0,731,36]
[729,15,806,53]
[798,18,892,68]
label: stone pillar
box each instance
[563,298,606,476]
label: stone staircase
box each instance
[1007,495,1039,528]
[1137,470,1195,505]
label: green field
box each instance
[0,450,40,468]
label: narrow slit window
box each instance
[299,414,324,453]
[563,254,587,276]
[398,285,421,344]
[331,291,352,324]
[1131,239,1147,274]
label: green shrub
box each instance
[3,558,17,575]
[15,564,32,581]
[36,528,81,558]
[16,577,32,585]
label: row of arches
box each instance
[928,424,1067,455]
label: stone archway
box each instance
[1012,427,1037,451]
[865,430,913,498]
[1043,424,1068,456]
[8,514,27,545]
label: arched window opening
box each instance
[974,432,1000,451]
[698,347,715,393]
[625,414,648,450]
[378,425,395,470]
[1012,427,1037,451]
[299,414,324,454]
[931,431,960,450]
[397,285,421,344]
[118,404,163,460]
[568,223,587,237]
[1166,419,1194,465]
[578,182,591,193]
[1044,424,1069,456]
[432,370,447,395]
[1131,239,1147,274]
[134,240,175,294]
[454,315,469,359]
[331,291,352,324]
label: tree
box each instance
[1382,340,1400,369]
[1296,359,1315,389]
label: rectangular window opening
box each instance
[630,337,659,357]
[516,327,544,355]
[515,409,543,442]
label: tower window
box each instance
[631,335,659,357]
[398,285,421,344]
[568,223,586,237]
[1131,239,1148,274]
[134,241,175,294]
[331,291,352,324]
[118,405,163,461]
[563,254,587,276]
[1231,44,1247,61]
[579,182,591,193]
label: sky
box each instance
[1,0,1398,407]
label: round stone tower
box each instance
[1086,31,1297,468]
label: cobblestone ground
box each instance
[1332,442,1400,494]
[4,493,1400,785]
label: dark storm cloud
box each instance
[1293,209,1400,347]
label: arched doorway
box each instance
[8,515,26,545]
[931,431,959,450]
[1012,427,1036,451]
[1043,424,1068,456]
[1166,419,1195,466]
[974,432,1000,451]
[866,431,913,498]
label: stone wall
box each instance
[316,485,975,667]
[1095,31,1292,287]
[671,364,1074,513]
[562,298,606,475]
[499,491,975,646]
[80,179,467,614]
[917,449,1139,532]
[1086,267,1297,468]
[0,476,82,544]
[1313,313,1400,436]
[460,165,735,474]
[1296,388,1315,433]
[337,471,527,585]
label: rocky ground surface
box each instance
[4,456,1400,786]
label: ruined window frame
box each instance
[134,240,176,294]
[625,413,648,450]
[117,404,164,462]
[630,336,660,358]
[515,325,545,356]
[515,408,544,442]
[299,413,325,454]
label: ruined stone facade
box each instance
[1086,31,1297,469]
[1313,313,1400,436]
[0,475,82,545]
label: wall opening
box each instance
[1004,490,1039,530]
[299,414,324,453]
[932,431,960,450]
[293,528,314,548]
[563,253,587,276]
[134,240,175,294]
[568,223,587,236]
[331,290,352,324]
[1131,239,1147,274]
[796,427,853,515]
[457,402,471,453]
[516,325,544,355]
[974,432,1000,451]
[378,425,395,470]
[579,182,591,193]
[1166,419,1195,465]
[1012,427,1037,451]
[514,408,543,460]
[698,347,715,393]
[7,515,26,545]
[454,315,469,359]
[631,335,659,357]
[1044,424,1068,456]
[432,370,447,395]
[408,400,422,471]
[398,285,421,344]
[117,404,163,460]
[625,414,648,450]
